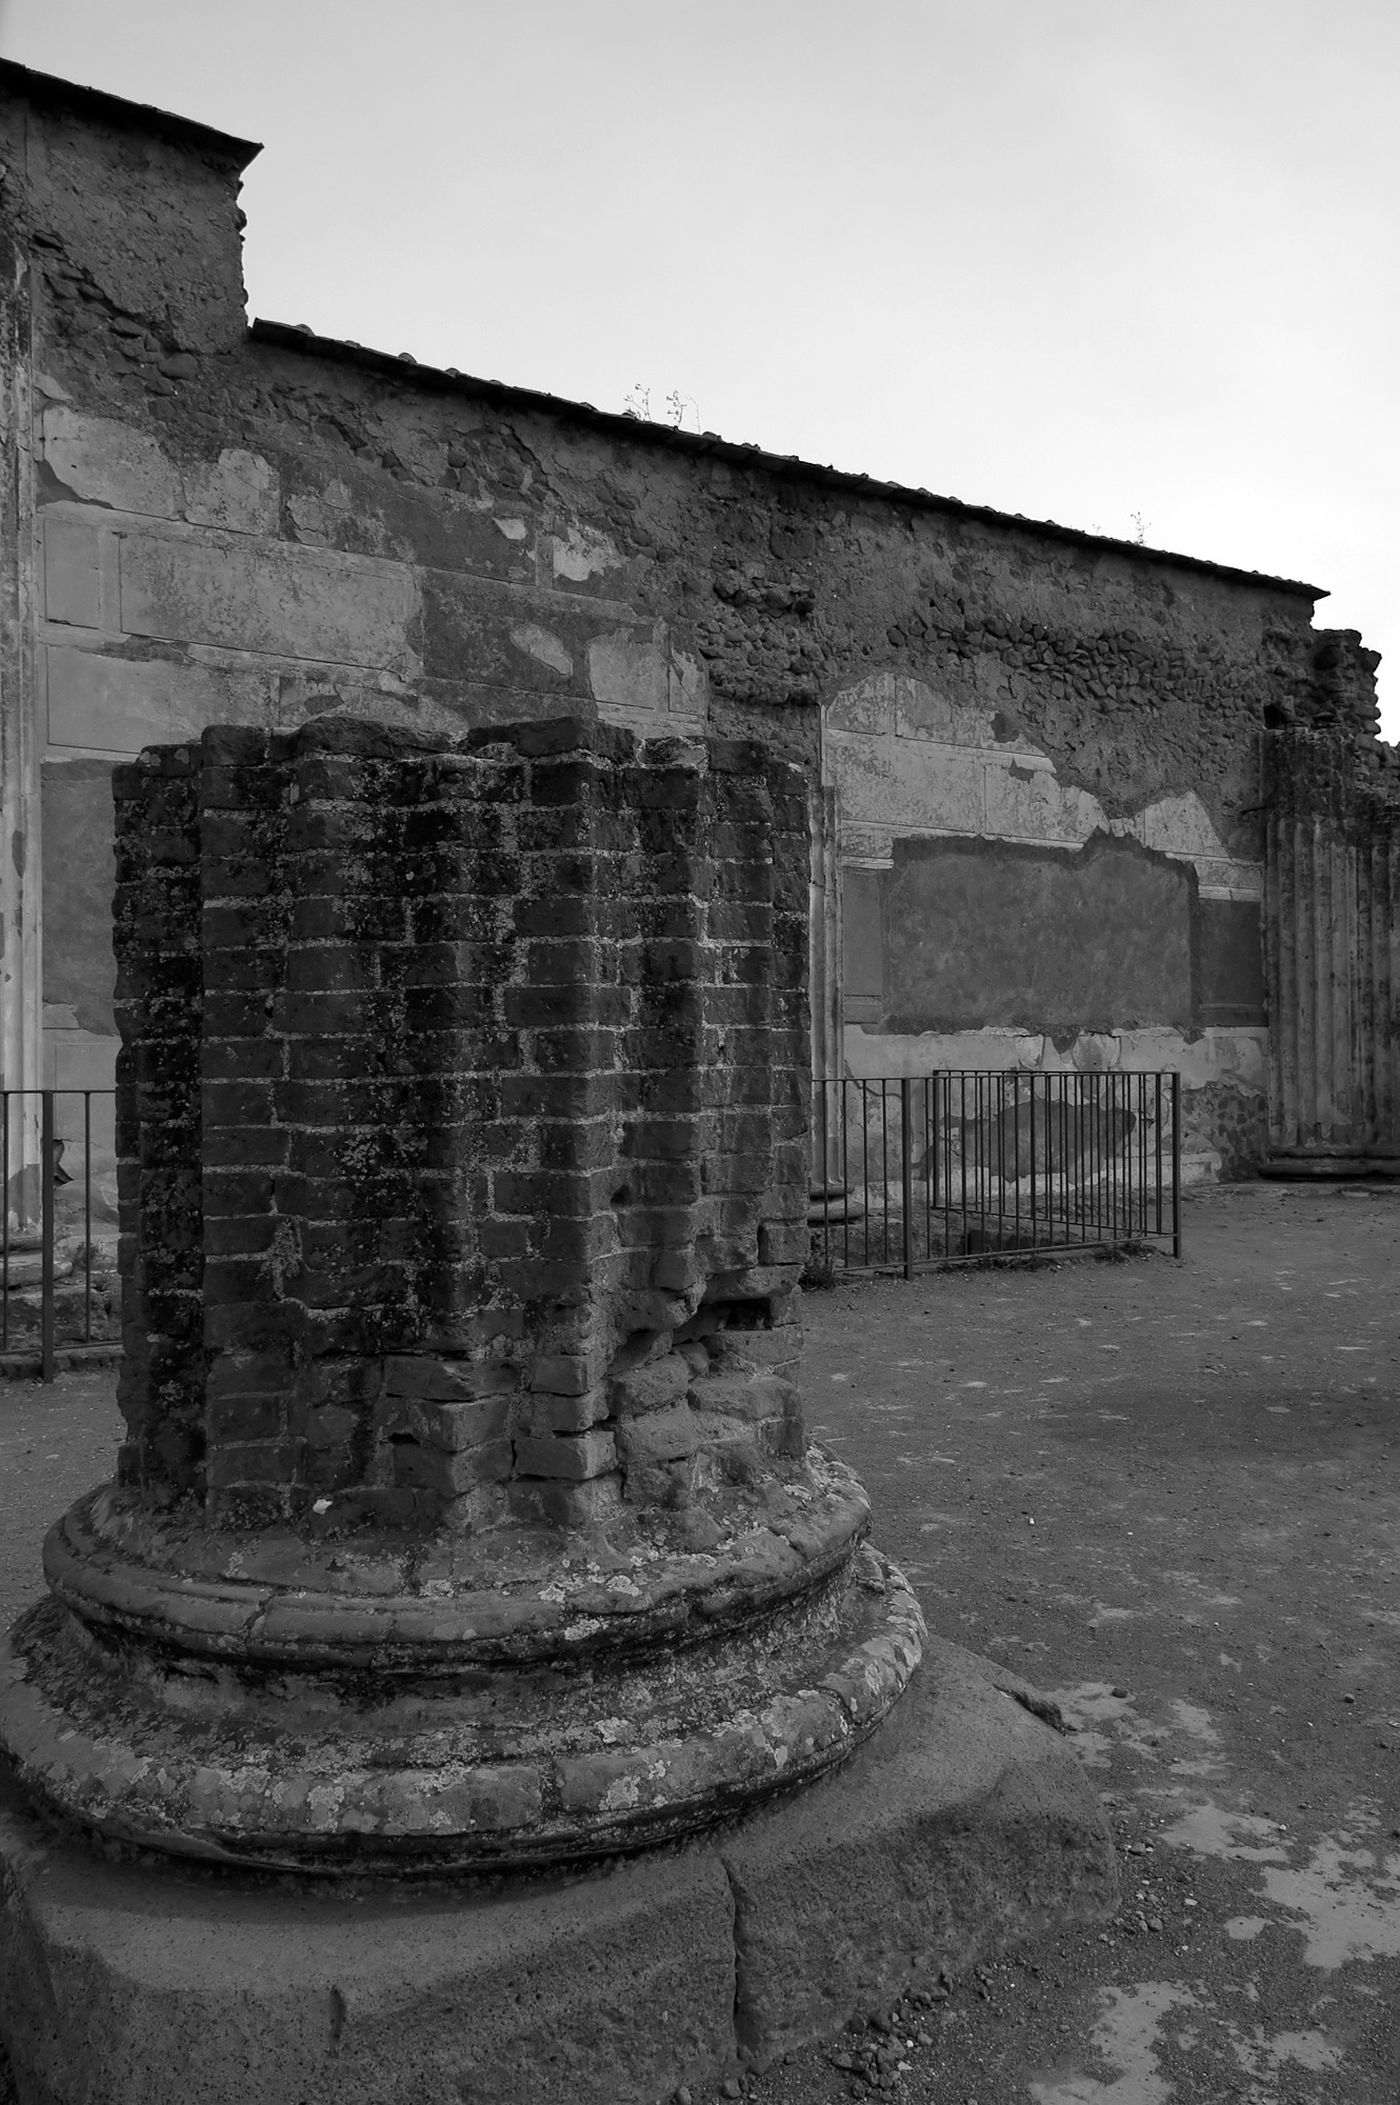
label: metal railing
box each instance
[810,1070,1181,1276]
[2,1089,119,1380]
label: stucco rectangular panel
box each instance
[1200,897,1265,1026]
[41,758,120,1035]
[44,646,269,754]
[829,733,986,834]
[983,763,1106,845]
[41,517,107,629]
[884,834,1194,1034]
[43,409,182,519]
[841,868,885,1003]
[118,532,421,673]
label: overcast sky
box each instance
[5,0,1396,733]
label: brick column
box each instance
[1,717,922,1872]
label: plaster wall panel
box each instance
[281,461,540,582]
[896,678,1036,753]
[827,672,903,736]
[1199,897,1266,1025]
[180,450,280,536]
[117,530,423,674]
[588,629,669,718]
[40,515,110,629]
[416,570,656,696]
[883,836,1193,1036]
[42,412,277,535]
[840,825,895,869]
[40,756,119,1034]
[46,1024,118,1091]
[43,644,269,753]
[982,759,1113,846]
[1138,789,1240,863]
[1193,859,1264,902]
[510,623,573,680]
[828,732,987,835]
[42,408,182,518]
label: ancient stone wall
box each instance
[114,717,809,1531]
[1,60,1386,1180]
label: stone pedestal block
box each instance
[0,1639,1116,2105]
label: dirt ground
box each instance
[1,1181,1397,2104]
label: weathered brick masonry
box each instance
[114,715,809,1533]
[1,712,923,1872]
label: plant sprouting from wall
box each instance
[622,383,700,432]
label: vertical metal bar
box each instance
[1012,1075,1022,1245]
[921,1076,931,1261]
[981,1071,990,1238]
[1171,1072,1182,1258]
[958,1073,967,1245]
[1155,1073,1164,1238]
[901,1077,914,1280]
[882,1082,892,1267]
[83,1092,93,1342]
[1026,1075,1035,1246]
[1102,1073,1110,1242]
[1039,1076,1049,1248]
[1053,1074,1062,1246]
[40,1089,56,1383]
[1073,1077,1086,1237]
[841,1080,852,1271]
[1,1090,9,1352]
[1118,1074,1126,1239]
[812,1077,825,1271]
[927,1075,937,1214]
[1135,1074,1144,1236]
[861,1082,871,1267]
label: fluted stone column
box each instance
[0,715,922,1871]
[1264,729,1400,1175]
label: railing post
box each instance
[900,1077,914,1279]
[40,1087,56,1383]
[1171,1071,1182,1259]
[1,1089,9,1353]
[84,1091,94,1342]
